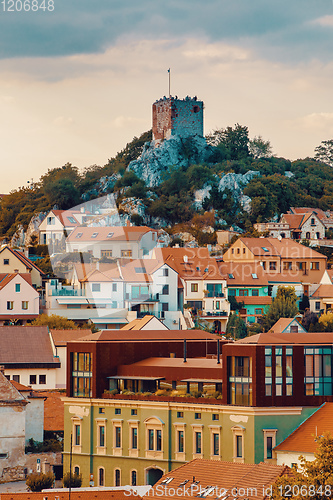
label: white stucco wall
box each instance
[0,404,26,475]
[25,397,44,443]
[276,450,315,467]
[5,368,58,390]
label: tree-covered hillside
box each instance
[1,125,333,239]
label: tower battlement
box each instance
[152,95,204,141]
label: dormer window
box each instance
[252,273,258,279]
[107,232,114,238]
[91,232,98,238]
[262,247,269,252]
[228,274,234,279]
[76,233,83,239]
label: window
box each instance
[266,436,273,459]
[213,433,219,456]
[178,431,184,453]
[29,375,37,385]
[91,232,98,238]
[195,432,202,454]
[39,375,46,385]
[121,250,132,258]
[262,247,269,252]
[212,414,219,421]
[228,288,236,296]
[236,435,243,458]
[98,467,105,487]
[75,424,81,446]
[131,409,137,416]
[15,283,20,292]
[255,308,263,315]
[275,347,282,396]
[7,301,14,310]
[22,301,29,310]
[283,262,292,270]
[162,302,169,312]
[263,430,277,460]
[131,427,138,449]
[265,347,272,396]
[163,268,169,276]
[290,325,298,333]
[261,261,266,270]
[74,466,80,476]
[162,285,169,295]
[252,289,259,296]
[47,216,55,225]
[92,283,100,292]
[135,267,146,273]
[99,425,105,447]
[269,261,276,270]
[112,283,117,292]
[156,429,162,451]
[191,283,198,292]
[228,273,235,279]
[101,250,112,258]
[75,232,83,238]
[115,427,121,448]
[251,273,258,279]
[315,301,321,311]
[3,259,9,265]
[207,283,223,297]
[305,347,333,395]
[311,262,319,270]
[67,217,76,223]
[237,248,240,254]
[115,469,121,487]
[107,232,114,238]
[177,411,184,418]
[215,301,220,310]
[12,375,20,383]
[99,408,105,414]
[148,429,154,450]
[195,413,201,420]
[115,408,121,415]
[131,470,137,486]
[311,218,316,226]
[239,289,248,296]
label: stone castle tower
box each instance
[152,95,204,141]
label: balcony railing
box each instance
[201,311,228,317]
[205,292,225,298]
[126,294,159,302]
[51,289,86,296]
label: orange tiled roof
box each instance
[220,262,268,286]
[235,296,272,305]
[232,237,326,260]
[73,329,219,342]
[235,331,333,345]
[268,318,305,333]
[121,315,168,330]
[144,459,290,500]
[37,390,65,431]
[311,284,333,298]
[50,329,92,346]
[67,225,154,242]
[274,402,333,453]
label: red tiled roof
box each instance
[121,315,168,330]
[311,284,333,298]
[145,459,290,500]
[220,262,268,286]
[67,225,154,242]
[268,318,305,333]
[74,329,219,342]
[0,273,33,288]
[0,246,46,275]
[235,296,272,305]
[37,390,65,431]
[229,237,326,260]
[274,402,333,453]
[0,326,59,365]
[50,329,92,346]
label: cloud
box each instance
[311,15,333,27]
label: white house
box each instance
[38,208,93,247]
[65,225,158,259]
[0,245,45,288]
[0,273,39,326]
[0,326,61,389]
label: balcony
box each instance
[201,311,228,317]
[205,292,225,298]
[51,289,86,296]
[126,294,159,303]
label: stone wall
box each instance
[152,96,203,140]
[0,452,62,482]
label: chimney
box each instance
[183,339,187,363]
[217,339,220,364]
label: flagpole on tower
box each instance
[168,68,171,97]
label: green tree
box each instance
[272,434,333,500]
[259,286,298,331]
[249,135,273,159]
[26,472,55,492]
[206,124,250,160]
[314,139,333,167]
[226,312,247,339]
[62,472,83,488]
[31,314,77,329]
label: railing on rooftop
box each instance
[51,289,86,296]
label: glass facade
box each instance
[72,352,93,397]
[229,356,252,405]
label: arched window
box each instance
[74,466,80,476]
[131,470,137,486]
[98,467,105,487]
[115,468,121,487]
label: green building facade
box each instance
[63,396,316,487]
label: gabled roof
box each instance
[268,317,306,334]
[155,249,226,281]
[145,459,290,500]
[235,237,326,260]
[121,315,169,330]
[67,225,155,242]
[311,284,333,298]
[0,246,46,275]
[0,370,26,403]
[274,402,333,453]
[0,326,59,365]
[0,273,33,289]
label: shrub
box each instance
[26,472,55,492]
[62,472,82,488]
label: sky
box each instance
[1,0,333,193]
